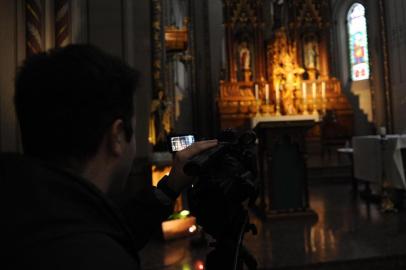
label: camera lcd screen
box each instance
[170,135,195,152]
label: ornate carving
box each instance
[151,0,165,95]
[292,0,329,29]
[25,0,44,56]
[219,0,353,133]
[230,0,258,26]
[165,21,188,53]
[270,29,304,115]
[55,0,71,47]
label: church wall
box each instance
[130,0,153,158]
[0,1,20,152]
[190,0,220,137]
[331,0,406,134]
[87,0,123,58]
[0,0,153,159]
[84,0,152,159]
[365,0,386,131]
[162,0,194,135]
[206,0,223,135]
[384,0,406,133]
[331,0,385,135]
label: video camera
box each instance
[182,129,259,270]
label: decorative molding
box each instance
[55,0,71,47]
[151,0,165,97]
[295,0,323,29]
[230,0,258,26]
[25,0,44,56]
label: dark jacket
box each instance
[0,153,172,269]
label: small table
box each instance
[352,135,406,189]
[352,135,406,209]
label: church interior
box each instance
[1,0,406,269]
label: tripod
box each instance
[205,209,258,270]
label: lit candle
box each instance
[255,84,259,100]
[265,84,270,104]
[321,81,326,100]
[312,82,316,100]
[302,82,307,100]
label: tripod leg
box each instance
[240,245,258,270]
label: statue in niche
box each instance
[304,42,317,68]
[239,41,251,70]
[238,41,252,82]
[303,37,319,80]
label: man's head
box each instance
[15,44,138,188]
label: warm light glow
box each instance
[312,82,316,99]
[161,216,197,240]
[182,264,192,270]
[194,260,205,270]
[302,82,307,99]
[180,210,190,217]
[151,165,172,186]
[265,84,270,104]
[321,82,326,99]
[188,225,197,233]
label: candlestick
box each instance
[312,82,317,114]
[302,82,308,115]
[275,83,281,115]
[321,81,326,99]
[302,82,307,100]
[321,81,326,114]
[254,84,260,116]
[312,82,316,99]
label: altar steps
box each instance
[306,141,352,183]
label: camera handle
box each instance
[205,209,258,270]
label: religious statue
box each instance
[239,41,252,82]
[271,31,304,115]
[304,40,318,69]
[239,42,250,70]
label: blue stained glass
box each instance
[347,3,370,81]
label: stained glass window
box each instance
[347,3,370,81]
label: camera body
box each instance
[185,130,258,239]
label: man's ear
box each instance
[108,119,126,156]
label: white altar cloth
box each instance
[251,114,320,128]
[352,135,406,189]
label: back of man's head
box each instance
[15,44,138,163]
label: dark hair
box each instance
[15,44,138,161]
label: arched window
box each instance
[347,3,370,81]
